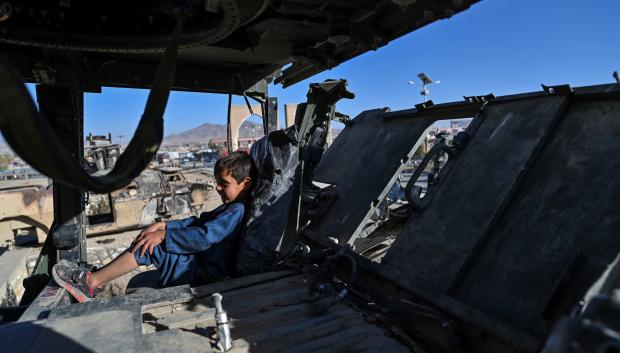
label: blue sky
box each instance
[76,0,619,138]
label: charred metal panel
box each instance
[383,95,569,290]
[310,109,435,245]
[378,85,620,346]
[0,1,480,91]
[453,97,620,335]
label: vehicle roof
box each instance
[0,0,479,95]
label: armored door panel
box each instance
[452,98,620,334]
[383,95,570,290]
[311,108,435,245]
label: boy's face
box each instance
[215,169,252,204]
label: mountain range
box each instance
[0,120,341,153]
[0,121,264,152]
[163,120,264,145]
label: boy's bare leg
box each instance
[88,252,139,288]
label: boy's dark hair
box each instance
[215,151,257,183]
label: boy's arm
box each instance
[164,203,245,254]
[166,205,221,229]
[165,216,198,230]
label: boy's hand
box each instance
[140,222,166,236]
[131,229,166,257]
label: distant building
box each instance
[86,133,113,147]
[209,137,261,154]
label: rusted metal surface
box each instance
[0,182,53,244]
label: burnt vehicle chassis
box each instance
[1,1,619,353]
[0,0,480,265]
[2,82,619,353]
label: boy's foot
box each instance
[52,260,101,303]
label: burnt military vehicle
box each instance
[0,1,619,353]
[0,137,218,247]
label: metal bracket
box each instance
[541,84,573,95]
[415,100,434,111]
[32,64,57,85]
[280,79,354,254]
[463,94,495,104]
[332,111,351,126]
[51,223,80,249]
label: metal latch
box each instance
[415,100,434,112]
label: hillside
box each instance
[163,121,264,145]
[0,120,341,152]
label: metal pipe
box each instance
[212,293,232,351]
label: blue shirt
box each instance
[165,202,246,283]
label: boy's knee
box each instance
[129,246,153,266]
[130,244,169,268]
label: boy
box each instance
[52,151,255,302]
